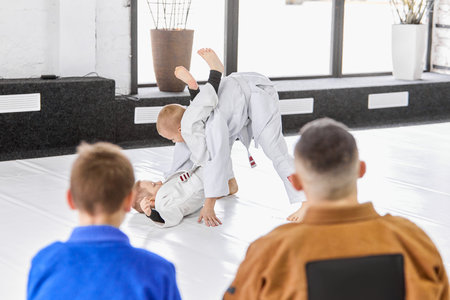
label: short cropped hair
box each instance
[295,118,359,199]
[156,104,186,134]
[131,180,154,213]
[70,142,135,215]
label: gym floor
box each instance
[1,122,449,300]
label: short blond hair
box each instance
[131,180,155,213]
[70,142,135,215]
[156,104,185,134]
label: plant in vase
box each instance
[146,0,194,92]
[390,0,434,80]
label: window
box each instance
[132,0,432,91]
[342,0,395,74]
[238,0,333,77]
[137,0,225,85]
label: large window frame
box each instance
[130,0,433,94]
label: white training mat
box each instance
[1,122,450,300]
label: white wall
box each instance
[59,0,96,77]
[0,0,59,77]
[0,0,131,94]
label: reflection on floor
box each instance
[1,122,450,300]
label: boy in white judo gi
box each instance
[157,49,302,227]
[132,166,238,228]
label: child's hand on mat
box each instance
[198,198,222,227]
[198,206,222,227]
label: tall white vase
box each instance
[392,24,427,80]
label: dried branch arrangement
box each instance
[390,0,434,24]
[146,0,193,30]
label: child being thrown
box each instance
[131,173,238,228]
[156,48,301,227]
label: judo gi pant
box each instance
[257,116,303,204]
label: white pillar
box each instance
[95,0,131,95]
[431,0,450,74]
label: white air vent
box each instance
[368,91,409,109]
[0,93,41,114]
[279,98,314,115]
[135,107,163,124]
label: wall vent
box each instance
[279,98,314,115]
[134,107,163,124]
[0,93,41,114]
[368,91,409,109]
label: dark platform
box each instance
[277,73,450,134]
[124,72,450,147]
[0,77,115,161]
[1,73,450,161]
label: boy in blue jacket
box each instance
[27,142,181,300]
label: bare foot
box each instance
[287,202,310,223]
[174,66,198,90]
[228,178,239,195]
[197,48,224,73]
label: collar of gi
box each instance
[67,225,130,244]
[302,202,380,225]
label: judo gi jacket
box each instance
[152,167,204,228]
[224,202,449,300]
[27,226,181,300]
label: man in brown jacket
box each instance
[224,118,449,300]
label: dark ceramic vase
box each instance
[151,29,194,92]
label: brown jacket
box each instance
[224,202,449,300]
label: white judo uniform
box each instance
[180,83,219,166]
[169,72,302,204]
[152,166,204,228]
[152,85,218,228]
[164,83,218,176]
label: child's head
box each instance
[68,142,135,221]
[291,118,365,201]
[157,104,186,143]
[131,180,163,213]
